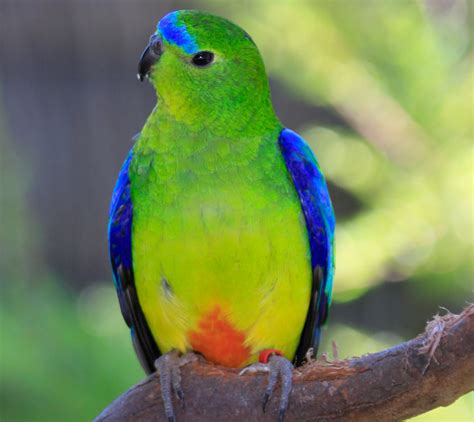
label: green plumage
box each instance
[109,10,334,370]
[131,82,312,364]
[130,11,312,365]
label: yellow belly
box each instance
[132,191,312,367]
[130,125,313,367]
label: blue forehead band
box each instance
[157,12,199,54]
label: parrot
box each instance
[108,9,335,421]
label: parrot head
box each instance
[137,10,277,133]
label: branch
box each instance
[96,305,474,421]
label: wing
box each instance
[108,146,161,374]
[278,128,335,365]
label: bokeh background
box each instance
[1,0,472,420]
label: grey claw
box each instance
[268,355,293,421]
[176,387,185,409]
[155,351,196,421]
[172,364,185,409]
[263,361,279,411]
[240,355,293,420]
[262,392,270,412]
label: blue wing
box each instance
[108,146,161,374]
[279,128,335,364]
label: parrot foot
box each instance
[154,350,198,422]
[239,350,293,421]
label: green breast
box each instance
[129,120,312,364]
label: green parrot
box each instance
[109,9,335,421]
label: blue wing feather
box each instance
[109,150,134,282]
[108,146,161,374]
[278,128,335,364]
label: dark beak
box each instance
[137,35,163,82]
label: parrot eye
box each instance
[191,51,214,67]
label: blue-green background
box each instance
[1,0,472,420]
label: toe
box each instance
[154,350,188,421]
[239,353,293,420]
[262,364,279,412]
[175,386,185,409]
[268,355,293,420]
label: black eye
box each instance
[191,51,214,67]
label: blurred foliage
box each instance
[1,0,473,421]
[0,281,142,421]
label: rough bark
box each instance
[96,305,474,421]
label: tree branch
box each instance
[96,305,474,421]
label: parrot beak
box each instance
[137,35,163,82]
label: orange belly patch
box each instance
[188,305,251,367]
